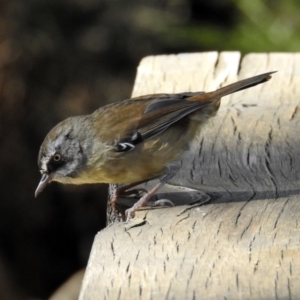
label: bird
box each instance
[35,71,275,220]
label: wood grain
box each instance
[79,52,300,300]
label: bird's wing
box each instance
[92,92,207,151]
[92,71,275,152]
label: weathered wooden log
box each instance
[79,52,300,300]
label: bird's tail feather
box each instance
[188,71,276,103]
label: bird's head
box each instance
[35,116,91,197]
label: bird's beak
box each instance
[35,173,53,197]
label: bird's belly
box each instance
[75,160,165,184]
[90,140,187,184]
[98,154,168,184]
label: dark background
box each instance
[0,0,299,298]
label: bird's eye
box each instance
[53,153,62,162]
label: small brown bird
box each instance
[35,72,275,219]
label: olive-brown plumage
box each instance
[36,72,275,219]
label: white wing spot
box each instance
[118,142,135,152]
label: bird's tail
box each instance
[188,71,276,103]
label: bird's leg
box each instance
[125,163,180,220]
[110,179,149,212]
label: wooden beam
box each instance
[79,52,300,300]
